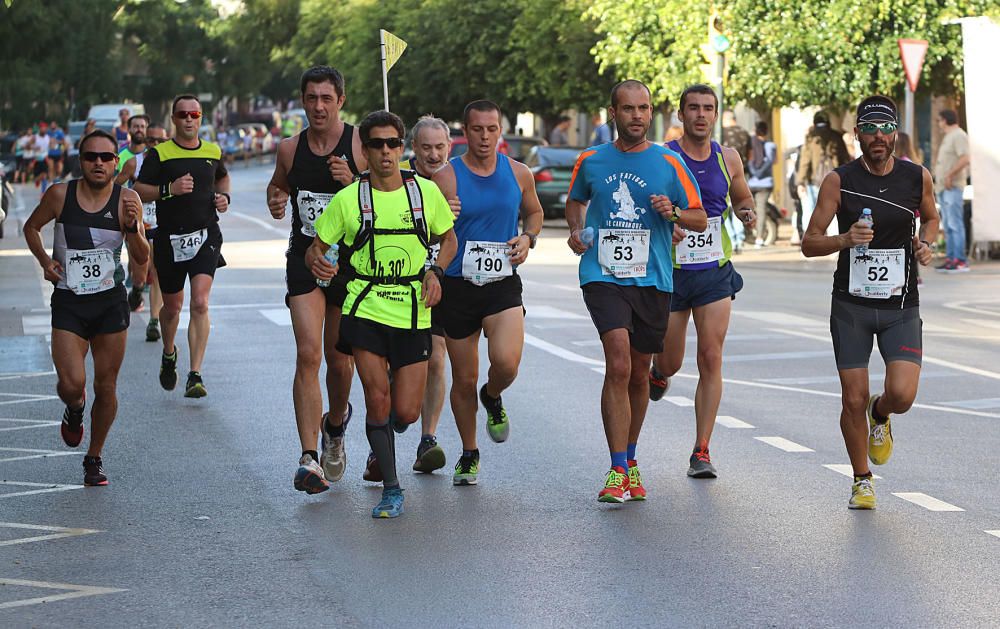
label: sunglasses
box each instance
[82,151,117,163]
[858,122,897,135]
[364,137,404,149]
[174,111,203,120]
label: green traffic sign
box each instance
[711,34,731,53]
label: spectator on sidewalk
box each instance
[796,110,850,238]
[549,116,571,146]
[721,109,751,164]
[933,109,971,273]
[747,121,776,248]
[895,131,923,164]
[590,112,613,145]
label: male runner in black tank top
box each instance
[267,66,367,494]
[803,96,939,511]
[24,129,150,487]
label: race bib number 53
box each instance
[598,228,650,278]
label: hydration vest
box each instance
[346,169,432,329]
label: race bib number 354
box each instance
[675,215,723,265]
[597,228,650,278]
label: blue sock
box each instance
[627,443,637,462]
[611,451,628,471]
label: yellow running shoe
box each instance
[849,476,876,510]
[867,395,893,465]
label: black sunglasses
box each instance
[364,137,404,149]
[82,151,117,163]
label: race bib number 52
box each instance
[849,247,905,299]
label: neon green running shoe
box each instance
[452,454,479,486]
[480,384,510,443]
[867,395,893,465]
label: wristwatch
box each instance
[668,206,681,222]
[159,182,172,199]
[427,264,444,280]
[124,222,139,234]
[522,231,538,249]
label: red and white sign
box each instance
[898,39,928,92]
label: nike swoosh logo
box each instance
[879,188,888,193]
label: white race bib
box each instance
[675,215,723,265]
[462,240,512,286]
[597,228,650,278]
[297,190,335,238]
[849,248,906,299]
[170,228,207,262]
[424,242,441,270]
[142,202,157,229]
[65,248,116,295]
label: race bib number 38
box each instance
[598,228,650,278]
[297,190,335,237]
[462,240,512,286]
[675,215,723,265]
[65,248,115,295]
[849,247,905,299]
[170,228,207,262]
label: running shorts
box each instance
[337,315,432,369]
[51,287,129,340]
[582,282,672,355]
[437,274,524,340]
[830,296,922,370]
[284,253,348,308]
[670,262,743,312]
[154,223,226,295]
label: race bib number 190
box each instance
[598,228,650,278]
[462,240,512,286]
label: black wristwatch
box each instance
[522,231,538,249]
[668,206,681,222]
[159,182,171,199]
[124,222,139,234]
[427,264,444,280]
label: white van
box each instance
[86,103,146,127]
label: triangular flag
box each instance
[381,29,407,72]
[898,39,928,92]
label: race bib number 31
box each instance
[462,240,512,286]
[297,190,335,237]
[170,228,207,262]
[65,248,116,295]
[675,215,723,265]
[849,247,905,299]
[598,228,650,278]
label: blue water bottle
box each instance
[316,246,339,287]
[576,227,594,256]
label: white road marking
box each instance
[959,317,1000,331]
[717,415,754,429]
[755,436,815,453]
[892,492,965,512]
[571,339,602,347]
[0,447,77,463]
[0,418,60,432]
[735,310,827,328]
[942,397,1000,410]
[520,278,579,292]
[0,481,84,499]
[524,334,603,367]
[714,350,830,363]
[259,309,292,326]
[0,578,126,610]
[0,393,60,407]
[822,464,882,479]
[0,370,55,382]
[943,300,1000,318]
[526,305,588,320]
[20,314,50,335]
[985,530,1000,539]
[762,371,956,385]
[0,522,100,547]
[226,209,288,236]
[663,396,694,407]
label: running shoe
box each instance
[363,451,382,483]
[159,348,178,390]
[146,318,160,342]
[293,454,329,494]
[452,454,479,485]
[598,466,630,503]
[649,367,670,401]
[849,476,876,510]
[413,436,446,473]
[866,395,893,465]
[947,260,970,273]
[480,384,510,443]
[184,371,207,398]
[372,487,404,519]
[934,258,955,273]
[687,447,718,478]
[60,403,85,448]
[83,456,108,486]
[320,403,351,483]
[128,285,144,312]
[626,460,646,501]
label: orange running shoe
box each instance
[626,460,646,501]
[598,466,630,503]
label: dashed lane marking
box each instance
[0,578,126,610]
[0,419,59,433]
[986,530,1000,539]
[940,397,1000,410]
[0,447,77,463]
[892,492,965,512]
[0,481,84,499]
[259,308,291,326]
[0,522,100,548]
[0,371,55,382]
[226,209,288,236]
[755,436,815,453]
[822,464,882,479]
[524,334,603,368]
[663,396,694,407]
[717,415,754,429]
[0,393,59,407]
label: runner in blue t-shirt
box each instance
[567,80,707,504]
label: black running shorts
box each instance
[336,315,432,369]
[154,223,226,295]
[830,296,922,370]
[582,282,671,355]
[284,253,348,308]
[51,288,129,340]
[437,274,524,340]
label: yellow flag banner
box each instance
[381,29,408,71]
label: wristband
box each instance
[427,265,444,280]
[159,182,172,199]
[920,240,931,248]
[522,231,538,249]
[124,222,139,234]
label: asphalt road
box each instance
[1,165,998,627]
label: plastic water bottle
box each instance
[855,208,873,255]
[316,246,339,287]
[576,227,594,256]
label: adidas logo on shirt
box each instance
[104,211,113,219]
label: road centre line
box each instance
[0,522,100,548]
[892,492,965,512]
[0,578,126,610]
[822,464,882,479]
[755,436,815,453]
[717,415,754,429]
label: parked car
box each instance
[86,103,145,129]
[501,135,545,161]
[526,145,585,218]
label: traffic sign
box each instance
[898,39,928,92]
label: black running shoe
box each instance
[145,318,160,342]
[413,436,446,473]
[362,451,382,482]
[687,447,718,478]
[83,456,108,486]
[184,371,207,398]
[160,349,178,390]
[128,285,144,312]
[61,404,85,448]
[649,366,669,401]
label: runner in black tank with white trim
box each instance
[266,66,367,494]
[803,95,939,511]
[24,129,150,487]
